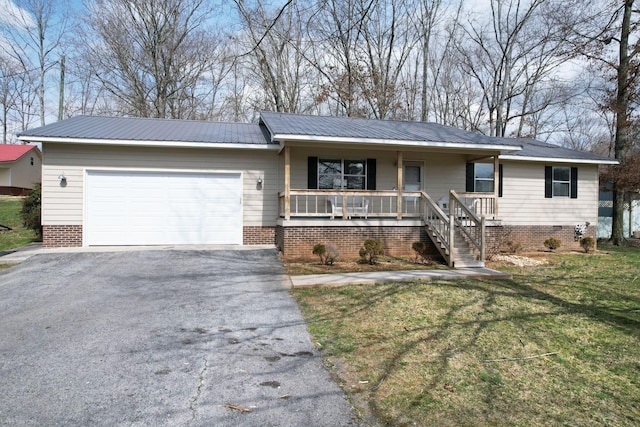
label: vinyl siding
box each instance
[3,154,41,189]
[42,143,278,226]
[499,161,599,225]
[288,147,468,198]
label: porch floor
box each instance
[289,267,511,287]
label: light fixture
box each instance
[58,173,66,182]
[257,177,263,184]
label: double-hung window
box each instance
[545,166,578,198]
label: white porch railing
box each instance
[278,190,424,219]
[278,190,496,220]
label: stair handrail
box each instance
[450,190,486,262]
[420,191,451,259]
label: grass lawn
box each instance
[293,246,640,426]
[0,196,39,251]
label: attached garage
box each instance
[85,170,243,245]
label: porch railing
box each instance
[450,190,486,263]
[278,190,424,219]
[278,190,496,219]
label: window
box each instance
[552,167,570,197]
[545,166,578,198]
[474,163,494,192]
[318,159,366,189]
[404,163,423,191]
[466,163,494,192]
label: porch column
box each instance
[493,154,499,217]
[397,151,403,219]
[284,145,291,220]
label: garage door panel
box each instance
[86,171,242,245]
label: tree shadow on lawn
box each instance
[300,275,640,425]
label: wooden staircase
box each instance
[425,223,484,268]
[421,190,487,269]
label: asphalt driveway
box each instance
[0,249,359,426]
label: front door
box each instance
[403,162,423,213]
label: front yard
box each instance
[293,246,640,426]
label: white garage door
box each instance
[86,170,242,245]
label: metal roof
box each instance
[260,111,519,147]
[502,138,617,163]
[18,115,273,145]
[0,144,39,162]
[16,113,617,164]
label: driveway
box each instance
[0,249,359,426]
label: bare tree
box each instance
[80,0,220,119]
[0,0,68,127]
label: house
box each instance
[17,112,617,266]
[0,144,42,195]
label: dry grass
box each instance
[293,246,640,426]
[285,256,447,276]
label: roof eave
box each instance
[17,135,279,150]
[499,154,619,165]
[273,133,522,152]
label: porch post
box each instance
[397,151,403,219]
[284,145,291,220]
[494,154,499,217]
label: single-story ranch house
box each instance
[18,112,617,266]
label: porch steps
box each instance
[424,225,485,268]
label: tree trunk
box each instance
[611,0,634,245]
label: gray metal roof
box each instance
[18,115,273,145]
[259,111,519,147]
[504,138,616,163]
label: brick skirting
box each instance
[243,226,276,245]
[276,225,442,261]
[486,224,597,253]
[43,225,83,247]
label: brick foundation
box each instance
[243,226,276,245]
[43,225,83,247]
[486,224,597,254]
[276,225,442,261]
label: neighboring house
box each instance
[0,144,42,195]
[18,113,616,266]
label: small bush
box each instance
[20,184,42,239]
[544,237,561,251]
[312,243,327,264]
[359,239,384,265]
[312,243,340,265]
[411,241,432,264]
[580,237,595,253]
[506,240,522,254]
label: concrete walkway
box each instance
[290,267,512,287]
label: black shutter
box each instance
[466,163,474,192]
[366,158,376,190]
[544,166,552,198]
[570,167,578,199]
[308,157,318,189]
[498,164,503,198]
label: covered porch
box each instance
[276,146,503,267]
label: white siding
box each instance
[42,143,278,226]
[499,161,599,225]
[2,153,41,189]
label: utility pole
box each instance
[58,55,65,122]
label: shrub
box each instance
[359,239,384,265]
[20,184,42,239]
[324,244,340,265]
[312,243,327,264]
[544,237,561,251]
[506,240,522,254]
[312,243,340,265]
[580,237,595,253]
[411,241,432,264]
